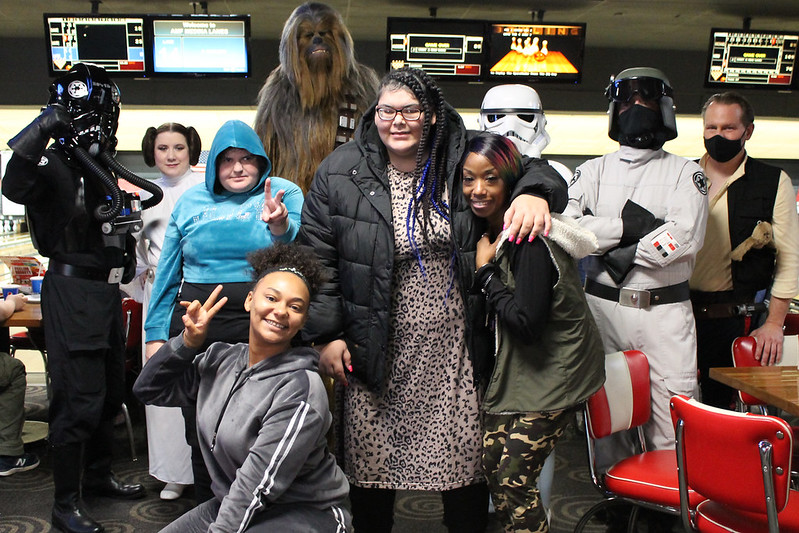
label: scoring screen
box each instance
[707,29,798,88]
[387,18,485,79]
[46,15,146,74]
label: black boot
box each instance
[51,443,104,533]
[82,472,145,499]
[82,419,145,500]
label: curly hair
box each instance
[247,243,328,297]
[141,123,202,167]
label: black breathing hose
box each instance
[71,145,124,222]
[99,151,164,209]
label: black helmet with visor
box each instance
[606,67,677,144]
[48,63,120,155]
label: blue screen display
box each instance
[150,16,250,75]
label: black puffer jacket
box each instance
[299,102,566,391]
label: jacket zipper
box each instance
[210,366,251,452]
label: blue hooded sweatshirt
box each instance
[145,120,303,343]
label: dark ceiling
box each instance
[5,0,799,51]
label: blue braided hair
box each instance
[379,67,450,279]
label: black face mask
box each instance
[617,104,663,149]
[704,134,744,163]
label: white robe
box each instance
[126,168,203,484]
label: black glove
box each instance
[620,200,664,247]
[7,105,71,162]
[601,243,638,285]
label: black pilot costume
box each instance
[2,63,163,533]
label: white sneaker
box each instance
[160,483,186,500]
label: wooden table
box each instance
[1,301,42,328]
[0,301,42,354]
[710,366,799,417]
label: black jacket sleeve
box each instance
[297,162,345,345]
[473,239,557,344]
[133,335,201,408]
[2,153,49,206]
[511,156,568,213]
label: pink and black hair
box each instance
[464,132,525,201]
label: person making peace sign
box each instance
[144,119,303,502]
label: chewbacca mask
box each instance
[254,2,379,193]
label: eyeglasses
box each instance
[605,77,673,103]
[375,105,422,121]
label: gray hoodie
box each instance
[133,336,348,532]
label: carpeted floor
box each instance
[0,385,616,532]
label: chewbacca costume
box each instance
[254,2,379,193]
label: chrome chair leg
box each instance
[120,402,137,461]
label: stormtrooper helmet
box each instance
[479,84,550,158]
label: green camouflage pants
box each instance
[482,407,576,533]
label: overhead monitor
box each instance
[486,22,586,83]
[44,14,147,76]
[386,17,486,80]
[705,28,798,89]
[147,14,251,77]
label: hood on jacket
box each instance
[205,120,272,197]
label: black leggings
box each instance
[349,483,489,533]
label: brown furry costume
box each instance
[254,2,379,193]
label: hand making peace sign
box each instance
[261,177,289,235]
[179,284,229,349]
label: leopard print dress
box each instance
[337,164,484,491]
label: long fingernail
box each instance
[503,223,507,231]
[528,234,536,242]
[347,364,353,373]
[515,237,522,244]
[544,230,549,237]
[508,234,515,242]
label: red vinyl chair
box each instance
[670,394,799,533]
[732,334,799,412]
[733,335,799,485]
[732,335,776,412]
[575,350,703,532]
[783,312,799,336]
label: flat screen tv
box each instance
[44,14,147,76]
[147,14,251,77]
[486,22,586,83]
[705,28,798,89]
[386,17,487,80]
